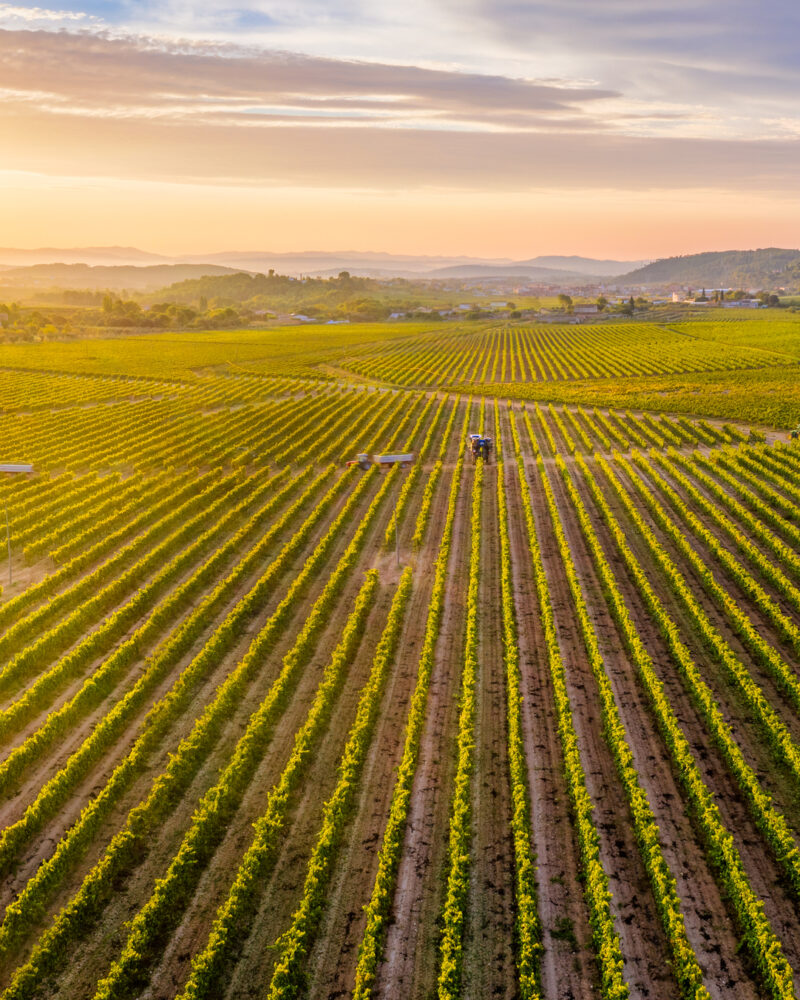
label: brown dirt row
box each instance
[566,456,800,991]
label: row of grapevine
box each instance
[382,394,447,549]
[495,419,543,1000]
[437,418,483,999]
[412,397,468,550]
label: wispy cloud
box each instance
[0,29,619,131]
[0,3,99,25]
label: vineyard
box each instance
[1,317,800,1000]
[337,323,795,386]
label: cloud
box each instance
[2,100,799,195]
[0,28,619,130]
[447,0,800,108]
[0,3,98,25]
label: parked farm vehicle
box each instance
[347,452,415,470]
[469,436,493,463]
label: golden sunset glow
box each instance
[1,2,799,256]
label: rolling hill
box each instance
[619,248,800,289]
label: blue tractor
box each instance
[469,435,493,463]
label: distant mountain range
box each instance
[0,262,246,292]
[2,246,797,293]
[0,246,647,285]
[0,246,169,268]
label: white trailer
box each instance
[348,452,414,470]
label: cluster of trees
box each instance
[0,296,252,341]
[556,294,645,315]
[0,302,66,340]
[693,289,780,305]
[99,296,245,329]
[156,270,432,321]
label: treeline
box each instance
[0,298,252,339]
[145,270,438,320]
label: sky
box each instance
[1,0,800,258]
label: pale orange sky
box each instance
[2,2,799,258]
[2,174,799,259]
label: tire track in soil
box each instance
[569,456,800,993]
[550,456,760,1000]
[374,456,472,1000]
[523,455,676,1000]
[501,404,598,1000]
[461,462,517,1000]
